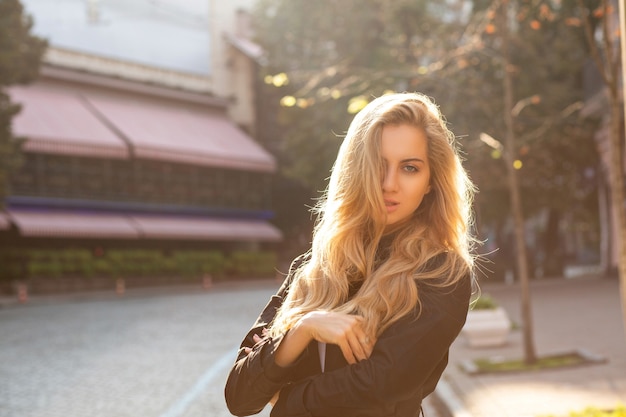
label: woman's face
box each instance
[380,123,431,226]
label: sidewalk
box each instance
[435,275,626,417]
[2,275,624,417]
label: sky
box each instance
[21,0,212,75]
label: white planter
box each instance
[461,307,511,348]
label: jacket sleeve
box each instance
[225,258,308,416]
[270,276,471,417]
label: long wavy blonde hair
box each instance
[271,92,477,338]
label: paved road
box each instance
[0,282,448,417]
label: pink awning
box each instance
[7,209,282,242]
[8,210,139,239]
[8,85,130,159]
[86,94,276,172]
[130,215,282,241]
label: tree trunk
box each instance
[500,0,537,365]
[617,0,626,343]
[596,170,611,276]
[543,208,563,278]
[608,90,626,340]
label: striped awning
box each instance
[130,214,282,241]
[7,209,282,242]
[85,94,276,172]
[8,209,139,239]
[8,82,276,172]
[9,85,130,159]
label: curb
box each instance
[435,378,473,417]
[0,278,281,310]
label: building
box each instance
[0,0,282,290]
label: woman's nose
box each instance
[382,168,397,192]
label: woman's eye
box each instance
[403,165,419,173]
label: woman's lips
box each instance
[384,199,399,212]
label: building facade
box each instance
[0,0,281,289]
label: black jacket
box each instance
[225,262,471,417]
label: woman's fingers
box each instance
[338,340,358,364]
[301,311,376,363]
[243,332,266,356]
[338,316,372,362]
[347,331,369,362]
[362,335,376,357]
[349,317,376,358]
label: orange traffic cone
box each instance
[115,278,125,295]
[202,274,213,290]
[17,282,28,303]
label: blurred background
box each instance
[0,1,625,416]
[0,0,623,293]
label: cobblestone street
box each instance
[1,281,448,417]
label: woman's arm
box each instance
[271,277,471,417]
[275,311,374,367]
[225,253,376,416]
[226,301,376,416]
[224,269,297,416]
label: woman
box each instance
[225,92,477,417]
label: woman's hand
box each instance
[299,311,376,364]
[243,331,281,407]
[243,331,267,355]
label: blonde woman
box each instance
[225,92,476,417]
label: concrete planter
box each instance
[461,307,511,348]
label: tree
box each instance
[253,1,605,365]
[445,0,601,365]
[253,1,598,236]
[252,0,476,252]
[443,1,598,279]
[577,0,626,340]
[252,0,472,192]
[0,0,47,207]
[500,0,538,365]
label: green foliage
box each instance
[472,351,591,374]
[252,0,466,192]
[0,0,48,85]
[442,1,598,222]
[0,91,24,204]
[471,293,499,310]
[0,0,47,207]
[0,248,276,283]
[253,0,599,242]
[27,260,61,278]
[106,250,164,278]
[226,250,277,277]
[171,250,225,280]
